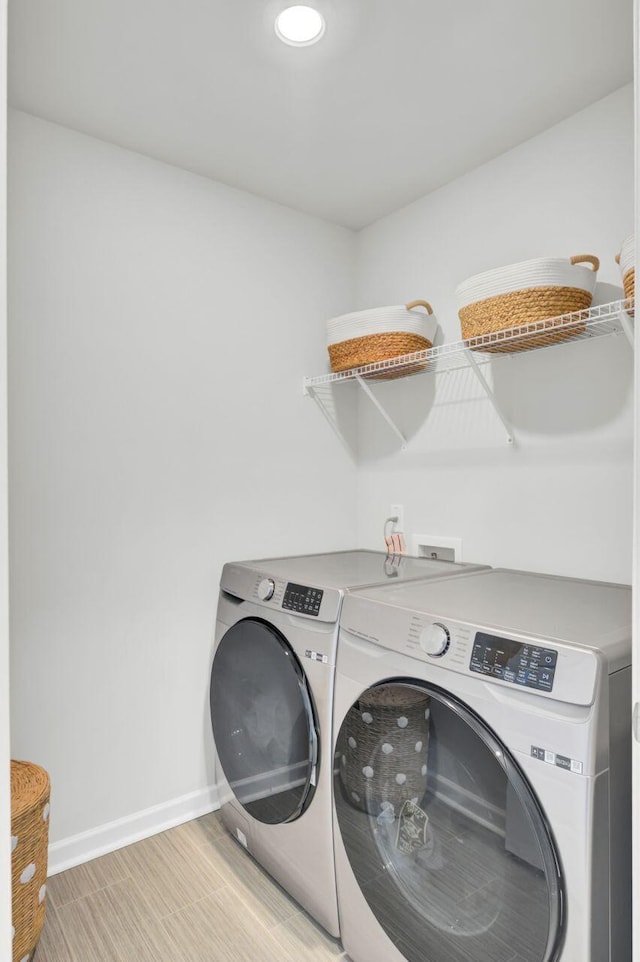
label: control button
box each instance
[419,623,450,657]
[257,578,276,601]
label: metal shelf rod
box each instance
[465,349,514,445]
[304,383,356,460]
[354,375,407,449]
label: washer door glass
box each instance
[211,618,318,825]
[334,682,564,962]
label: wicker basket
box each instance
[456,254,599,352]
[327,301,437,380]
[337,685,430,816]
[616,234,635,316]
[11,760,50,962]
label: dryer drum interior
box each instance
[334,680,564,962]
[211,617,319,825]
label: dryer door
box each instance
[210,618,319,824]
[334,681,564,962]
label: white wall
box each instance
[632,6,639,960]
[354,84,634,584]
[8,110,357,860]
[0,1,10,954]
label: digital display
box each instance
[282,582,323,616]
[470,632,557,692]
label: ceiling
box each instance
[8,0,634,229]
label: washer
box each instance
[209,550,488,937]
[332,568,631,962]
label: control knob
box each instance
[419,623,450,657]
[257,578,276,601]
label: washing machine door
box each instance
[210,617,319,825]
[334,681,564,962]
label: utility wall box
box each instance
[411,534,462,563]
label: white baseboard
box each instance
[48,784,220,876]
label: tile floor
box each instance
[35,812,348,961]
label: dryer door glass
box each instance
[210,618,318,824]
[334,682,564,962]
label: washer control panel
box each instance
[340,593,601,706]
[282,582,324,616]
[470,632,557,692]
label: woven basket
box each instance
[457,254,599,353]
[327,301,436,380]
[11,761,50,962]
[616,234,635,316]
[338,685,430,816]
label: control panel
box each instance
[282,582,324,617]
[470,632,557,692]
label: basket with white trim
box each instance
[456,254,600,352]
[615,234,634,315]
[337,685,431,816]
[11,760,50,962]
[326,301,438,379]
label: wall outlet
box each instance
[390,503,404,532]
[411,534,462,562]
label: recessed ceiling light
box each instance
[275,5,325,46]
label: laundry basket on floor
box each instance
[338,685,431,817]
[11,760,51,962]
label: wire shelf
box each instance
[303,299,632,389]
[303,300,633,449]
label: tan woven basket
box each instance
[615,253,635,316]
[337,685,430,816]
[328,301,434,380]
[11,760,50,962]
[458,254,599,353]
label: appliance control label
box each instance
[305,649,328,664]
[531,745,583,774]
[283,582,323,616]
[470,632,557,692]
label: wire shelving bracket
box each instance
[302,299,632,448]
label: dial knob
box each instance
[419,623,450,657]
[257,578,275,601]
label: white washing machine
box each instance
[209,550,488,937]
[332,568,631,962]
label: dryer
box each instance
[332,568,631,962]
[209,550,488,937]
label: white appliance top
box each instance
[245,549,487,590]
[343,568,631,682]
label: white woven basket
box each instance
[616,234,634,312]
[326,301,438,376]
[456,254,599,348]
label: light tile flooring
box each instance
[35,812,348,962]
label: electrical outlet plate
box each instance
[390,503,405,531]
[411,534,462,562]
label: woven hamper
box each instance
[338,685,430,816]
[456,254,599,352]
[11,760,50,962]
[327,301,437,380]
